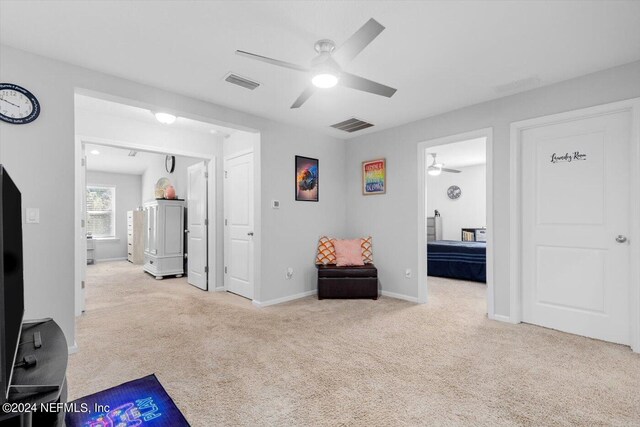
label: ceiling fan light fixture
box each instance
[428,166,442,176]
[312,73,339,89]
[154,112,177,125]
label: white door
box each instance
[79,148,87,313]
[224,152,254,299]
[187,161,208,290]
[521,110,631,344]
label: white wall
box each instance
[426,164,486,240]
[86,171,142,260]
[346,60,640,315]
[140,152,204,203]
[0,44,346,346]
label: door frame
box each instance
[223,149,255,299]
[75,135,216,312]
[416,127,495,317]
[509,97,640,352]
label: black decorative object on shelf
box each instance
[165,155,176,173]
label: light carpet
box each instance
[68,261,640,426]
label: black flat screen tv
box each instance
[0,165,24,404]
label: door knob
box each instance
[615,235,628,243]
[185,229,190,233]
[247,232,254,236]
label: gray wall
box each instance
[426,164,486,241]
[140,153,204,203]
[346,60,640,316]
[0,44,346,347]
[86,171,142,260]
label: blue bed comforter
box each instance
[427,240,486,283]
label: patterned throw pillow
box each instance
[315,236,337,265]
[361,236,373,264]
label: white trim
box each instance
[68,341,78,355]
[214,286,225,292]
[416,128,495,317]
[509,97,640,352]
[224,149,254,162]
[252,290,317,307]
[381,291,419,303]
[490,314,516,324]
[95,257,127,262]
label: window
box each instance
[86,186,116,238]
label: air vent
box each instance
[128,151,138,157]
[330,117,374,133]
[224,73,260,90]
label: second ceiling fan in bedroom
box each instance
[427,153,461,176]
[235,18,397,108]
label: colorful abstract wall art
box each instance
[362,158,386,195]
[295,156,319,201]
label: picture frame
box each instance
[295,155,319,202]
[362,158,386,195]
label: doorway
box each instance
[510,98,640,350]
[223,151,255,299]
[417,128,494,316]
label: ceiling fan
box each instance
[427,153,461,176]
[235,18,397,109]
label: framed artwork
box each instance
[295,156,319,201]
[362,158,386,195]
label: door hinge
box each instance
[81,219,85,228]
[81,157,86,167]
[225,219,228,226]
[205,218,208,226]
[205,266,208,273]
[81,280,85,289]
[224,266,228,274]
[204,171,209,179]
[224,170,228,179]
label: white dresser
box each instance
[143,199,185,279]
[127,210,145,264]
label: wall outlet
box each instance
[405,268,412,279]
[286,267,294,279]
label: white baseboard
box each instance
[380,290,418,303]
[490,313,518,324]
[253,290,317,308]
[96,257,128,262]
[68,341,78,354]
[214,286,225,291]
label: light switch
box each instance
[26,208,40,224]
[272,200,280,209]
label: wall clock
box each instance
[447,185,462,200]
[0,83,41,124]
[165,155,175,173]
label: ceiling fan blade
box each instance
[340,72,397,98]
[290,86,316,109]
[333,18,385,65]
[236,50,309,72]
[441,168,461,173]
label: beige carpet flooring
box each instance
[68,261,640,426]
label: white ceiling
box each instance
[75,95,235,136]
[85,144,164,175]
[2,1,640,139]
[427,137,486,169]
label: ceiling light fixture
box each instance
[427,165,442,176]
[312,73,339,89]
[90,149,100,155]
[154,112,177,125]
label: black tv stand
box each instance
[0,319,68,427]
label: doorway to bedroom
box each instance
[418,129,494,317]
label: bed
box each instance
[427,240,486,283]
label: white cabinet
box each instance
[143,199,185,279]
[127,210,145,264]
